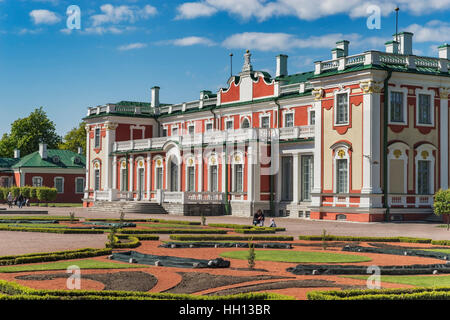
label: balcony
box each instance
[113,126,314,153]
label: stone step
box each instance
[89,201,167,214]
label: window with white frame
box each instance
[162,128,167,137]
[226,119,234,130]
[390,91,405,123]
[187,166,195,192]
[415,144,436,196]
[172,126,178,136]
[120,161,128,191]
[241,118,250,128]
[94,170,100,191]
[75,177,85,194]
[417,160,431,195]
[232,153,244,193]
[155,158,163,190]
[205,122,213,132]
[209,165,218,192]
[32,176,43,187]
[335,93,349,125]
[309,110,315,125]
[336,159,348,194]
[0,177,9,188]
[301,155,313,201]
[94,128,101,148]
[54,177,64,194]
[260,115,270,128]
[418,94,432,125]
[188,125,195,135]
[284,112,294,127]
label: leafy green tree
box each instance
[59,122,86,154]
[0,107,61,157]
[434,189,450,230]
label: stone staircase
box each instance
[89,201,167,214]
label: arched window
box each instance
[154,157,164,190]
[415,144,436,195]
[231,152,244,193]
[120,160,128,191]
[185,155,195,192]
[241,117,250,129]
[330,142,352,194]
[208,154,219,192]
[136,157,146,199]
[387,142,409,194]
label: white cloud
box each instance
[29,9,61,25]
[83,26,137,35]
[118,42,147,51]
[159,36,216,47]
[405,20,450,43]
[175,2,218,19]
[91,4,157,26]
[222,32,361,51]
[175,0,450,21]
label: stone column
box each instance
[440,87,449,189]
[129,154,134,196]
[84,124,90,197]
[147,153,152,200]
[112,155,117,190]
[292,153,300,204]
[311,91,323,207]
[104,122,117,191]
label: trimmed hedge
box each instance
[298,235,432,243]
[120,234,159,241]
[146,219,201,226]
[432,240,450,246]
[0,280,293,300]
[169,235,294,241]
[0,248,112,266]
[0,225,104,234]
[234,229,276,234]
[108,235,141,249]
[120,229,227,235]
[307,287,450,300]
[208,223,253,229]
[85,218,149,223]
[0,216,78,222]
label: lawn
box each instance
[0,259,149,273]
[220,250,372,263]
[343,275,450,287]
[423,248,450,254]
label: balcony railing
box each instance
[388,194,434,208]
[314,51,449,75]
[161,191,224,204]
[113,126,314,153]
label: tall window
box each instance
[336,93,348,124]
[162,128,167,137]
[32,177,43,187]
[156,167,163,189]
[170,161,178,192]
[75,178,85,194]
[301,155,313,201]
[336,159,348,194]
[55,177,64,193]
[284,113,294,127]
[241,118,250,128]
[172,127,178,136]
[226,120,234,130]
[121,167,128,191]
[310,110,316,125]
[390,92,404,123]
[188,125,195,135]
[261,116,270,128]
[205,123,213,132]
[418,94,432,125]
[281,156,293,201]
[94,128,101,148]
[187,166,195,192]
[417,160,431,194]
[94,170,100,191]
[233,164,243,192]
[209,165,218,192]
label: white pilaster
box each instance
[129,154,134,194]
[311,99,322,207]
[147,153,152,200]
[85,125,90,195]
[198,152,203,192]
[104,124,115,191]
[292,153,300,204]
[440,89,449,189]
[112,155,117,190]
[247,145,254,202]
[221,153,226,192]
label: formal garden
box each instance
[0,206,449,301]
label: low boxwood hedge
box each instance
[109,235,141,249]
[0,225,104,234]
[0,248,112,266]
[208,223,253,229]
[0,280,293,300]
[146,219,201,226]
[85,218,149,223]
[298,235,432,243]
[121,234,159,241]
[307,287,450,300]
[234,229,276,234]
[432,240,450,246]
[169,235,294,241]
[120,229,227,235]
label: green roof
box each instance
[0,158,19,169]
[275,71,314,85]
[11,149,85,169]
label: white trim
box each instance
[240,116,251,129]
[130,125,146,140]
[387,142,409,194]
[207,153,219,192]
[75,177,85,194]
[259,113,271,128]
[334,88,350,126]
[415,143,436,195]
[184,154,196,192]
[333,149,350,194]
[32,176,43,187]
[415,89,435,127]
[54,176,64,194]
[204,120,214,132]
[225,118,234,130]
[154,156,164,190]
[283,110,295,128]
[388,87,408,125]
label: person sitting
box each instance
[253,211,260,226]
[269,218,277,228]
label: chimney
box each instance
[438,44,450,59]
[14,149,20,159]
[336,40,349,56]
[331,48,345,60]
[385,41,399,54]
[394,32,413,55]
[276,54,288,77]
[151,86,160,108]
[39,143,47,160]
[77,147,83,155]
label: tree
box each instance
[59,122,86,154]
[434,189,450,230]
[0,107,61,157]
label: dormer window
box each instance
[73,157,81,165]
[52,156,60,163]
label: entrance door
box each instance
[137,168,145,200]
[281,156,293,201]
[301,155,313,201]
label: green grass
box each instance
[220,250,371,263]
[342,275,450,287]
[0,259,148,273]
[423,249,450,254]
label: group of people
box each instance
[253,209,277,228]
[6,192,29,208]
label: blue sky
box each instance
[0,0,449,137]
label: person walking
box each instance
[17,193,24,209]
[259,210,265,227]
[7,192,13,208]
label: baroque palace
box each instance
[83,32,450,222]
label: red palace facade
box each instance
[83,32,450,222]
